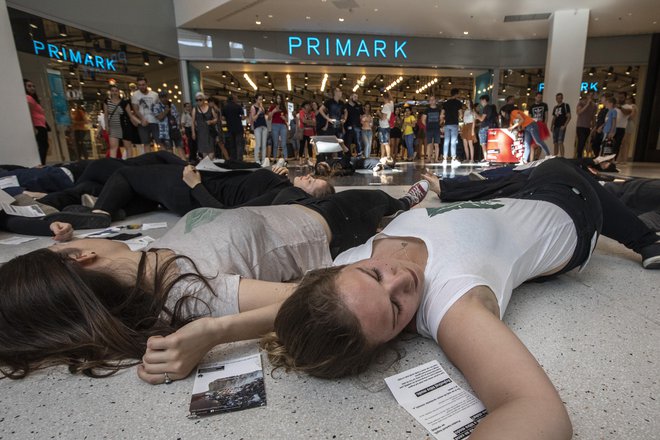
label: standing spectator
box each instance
[442,88,463,166]
[601,96,618,156]
[208,97,228,160]
[499,95,517,128]
[250,94,268,165]
[575,91,597,158]
[619,96,638,163]
[191,92,218,160]
[24,79,49,165]
[551,92,571,157]
[320,87,347,140]
[344,93,363,156]
[290,109,302,162]
[268,94,289,163]
[529,92,550,159]
[314,100,329,135]
[96,109,110,154]
[421,95,441,161]
[298,101,315,164]
[509,109,551,163]
[389,107,403,159]
[165,98,185,160]
[153,91,174,152]
[415,111,426,160]
[118,88,140,159]
[131,77,159,155]
[223,95,245,161]
[360,103,374,158]
[71,103,89,160]
[476,94,498,164]
[378,91,394,159]
[180,102,195,162]
[591,94,610,157]
[401,107,416,160]
[461,99,476,163]
[103,84,124,159]
[614,92,633,160]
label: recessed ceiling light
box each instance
[338,17,344,22]
[627,12,632,16]
[438,31,443,34]
[594,17,599,21]
[205,65,210,69]
[255,20,261,25]
[306,16,311,19]
[374,8,378,12]
[463,31,469,35]
[268,14,273,18]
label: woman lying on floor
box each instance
[0,182,429,379]
[262,158,659,439]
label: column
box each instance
[179,59,191,104]
[0,0,40,165]
[543,9,590,158]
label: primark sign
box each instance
[287,35,408,59]
[32,40,118,71]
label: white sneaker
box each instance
[81,194,98,208]
[261,157,271,168]
[451,158,461,167]
[441,158,448,166]
[276,158,286,168]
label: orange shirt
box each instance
[510,109,534,128]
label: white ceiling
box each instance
[180,0,660,40]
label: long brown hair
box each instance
[0,248,215,379]
[261,266,395,379]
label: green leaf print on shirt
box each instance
[426,200,505,217]
[184,208,223,233]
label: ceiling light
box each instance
[625,66,632,75]
[268,14,273,18]
[222,71,227,78]
[379,75,384,82]
[264,72,269,78]
[306,16,311,20]
[630,82,636,87]
[29,20,39,29]
[463,31,469,35]
[607,67,613,75]
[142,52,150,66]
[320,73,329,92]
[286,73,292,91]
[158,56,165,65]
[589,67,595,76]
[58,24,67,37]
[205,65,210,69]
[520,70,526,77]
[163,83,168,87]
[244,73,258,90]
[342,73,347,81]
[352,84,359,92]
[256,20,262,25]
[338,18,345,22]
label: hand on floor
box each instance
[50,222,73,242]
[272,165,289,176]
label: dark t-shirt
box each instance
[481,104,498,128]
[595,107,608,128]
[425,106,441,130]
[499,103,517,127]
[552,103,571,128]
[442,98,463,125]
[345,102,363,128]
[200,168,292,207]
[222,101,244,133]
[530,103,548,122]
[324,99,346,129]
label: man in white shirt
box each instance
[131,76,159,155]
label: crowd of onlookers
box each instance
[25,76,638,167]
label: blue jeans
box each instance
[403,134,415,158]
[253,126,268,162]
[378,127,390,144]
[443,125,459,158]
[271,123,288,159]
[478,127,489,146]
[361,130,373,157]
[523,122,551,161]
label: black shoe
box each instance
[62,204,92,213]
[640,242,660,269]
[46,212,111,230]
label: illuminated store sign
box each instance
[288,36,408,59]
[32,40,117,71]
[538,82,599,92]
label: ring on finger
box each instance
[164,372,173,385]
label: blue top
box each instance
[603,108,617,135]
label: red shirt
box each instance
[269,104,287,125]
[26,95,47,128]
[299,110,315,136]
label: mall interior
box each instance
[0,0,659,438]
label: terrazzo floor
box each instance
[0,160,658,440]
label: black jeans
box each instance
[591,131,604,157]
[227,131,244,161]
[614,128,626,158]
[35,126,49,165]
[294,189,409,258]
[576,127,591,158]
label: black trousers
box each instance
[185,127,197,162]
[591,131,604,157]
[576,127,591,158]
[227,131,244,161]
[613,128,626,158]
[35,126,49,165]
[295,189,409,258]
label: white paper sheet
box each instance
[0,189,16,205]
[121,235,155,251]
[0,203,46,217]
[0,176,20,189]
[385,360,487,440]
[142,222,168,231]
[195,157,229,172]
[0,236,39,245]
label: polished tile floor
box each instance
[0,160,658,439]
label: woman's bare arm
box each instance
[437,286,572,440]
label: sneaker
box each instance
[441,158,448,166]
[372,163,384,173]
[46,211,112,230]
[81,194,98,208]
[261,157,271,168]
[451,158,461,167]
[62,204,92,213]
[640,242,660,269]
[276,158,287,168]
[401,180,430,209]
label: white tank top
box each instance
[334,198,577,342]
